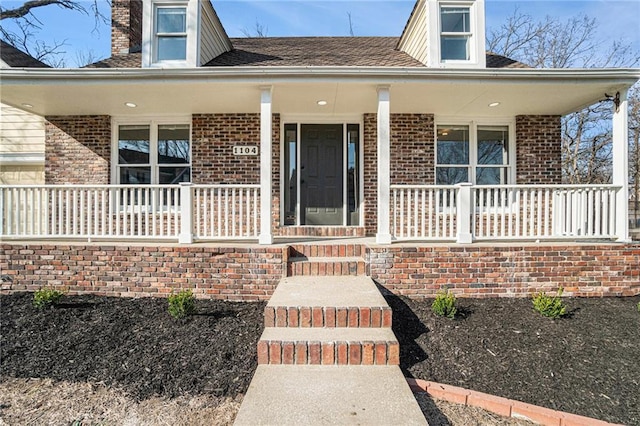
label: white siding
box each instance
[199,1,232,66]
[398,0,428,65]
[0,104,45,154]
[0,103,45,184]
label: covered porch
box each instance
[0,66,637,244]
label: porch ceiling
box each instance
[1,67,637,118]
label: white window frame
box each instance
[111,116,192,185]
[434,118,516,185]
[154,6,188,62]
[142,0,199,68]
[427,0,486,68]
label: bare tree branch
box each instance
[0,0,83,20]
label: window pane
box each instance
[478,126,509,165]
[436,167,468,185]
[441,36,469,60]
[157,36,187,61]
[441,7,470,32]
[159,167,191,184]
[157,8,186,33]
[120,166,151,184]
[119,125,150,164]
[476,167,508,185]
[437,126,469,164]
[347,124,360,225]
[158,125,190,164]
[284,124,297,225]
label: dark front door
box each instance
[301,124,343,225]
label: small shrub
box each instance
[431,290,457,319]
[33,288,64,308]
[532,288,567,319]
[168,290,196,319]
[637,302,639,313]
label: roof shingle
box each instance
[85,37,528,69]
[0,41,50,68]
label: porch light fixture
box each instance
[317,100,328,106]
[21,103,34,108]
[125,102,137,108]
[488,102,500,107]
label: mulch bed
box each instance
[0,293,264,401]
[386,293,640,425]
[2,292,639,425]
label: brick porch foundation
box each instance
[1,242,638,300]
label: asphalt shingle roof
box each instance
[0,41,50,68]
[86,37,528,69]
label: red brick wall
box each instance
[111,0,143,56]
[1,244,285,301]
[363,113,436,235]
[45,116,111,185]
[191,113,281,231]
[515,115,562,184]
[367,244,640,298]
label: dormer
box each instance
[398,0,486,68]
[110,0,231,68]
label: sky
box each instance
[0,0,638,67]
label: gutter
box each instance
[1,66,639,86]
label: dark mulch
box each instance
[1,292,639,425]
[386,293,640,425]
[0,293,264,401]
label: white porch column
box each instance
[259,86,273,245]
[178,182,193,244]
[376,86,392,244]
[612,89,630,242]
[456,182,473,243]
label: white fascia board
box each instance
[1,66,639,85]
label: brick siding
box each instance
[515,115,562,184]
[45,116,111,185]
[2,243,638,300]
[191,113,281,232]
[1,244,285,301]
[367,244,640,298]
[364,113,436,235]
[111,0,143,56]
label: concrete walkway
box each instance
[235,269,427,425]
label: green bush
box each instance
[168,290,196,319]
[431,290,457,319]
[33,288,64,308]
[532,288,567,319]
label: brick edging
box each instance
[406,378,623,426]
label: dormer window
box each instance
[440,6,471,61]
[155,7,187,61]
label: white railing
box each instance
[193,185,260,239]
[391,185,458,241]
[0,184,260,241]
[472,185,619,240]
[391,184,621,242]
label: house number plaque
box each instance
[233,146,258,156]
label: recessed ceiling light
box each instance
[317,100,327,106]
[21,103,33,108]
[442,132,449,136]
[488,102,501,107]
[125,102,137,108]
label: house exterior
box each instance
[0,41,48,185]
[1,0,639,300]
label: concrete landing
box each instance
[267,275,388,308]
[234,365,427,425]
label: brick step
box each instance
[266,276,391,328]
[288,244,364,258]
[265,305,392,328]
[257,327,399,365]
[287,256,365,276]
